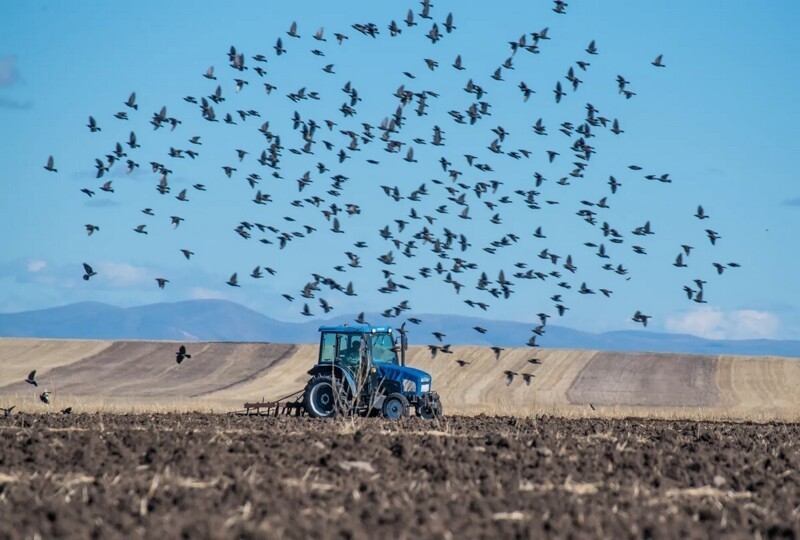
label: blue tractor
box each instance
[303,324,443,419]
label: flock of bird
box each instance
[36,0,743,391]
[1,370,72,416]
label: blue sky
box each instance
[1,1,799,342]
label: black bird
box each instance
[25,370,38,387]
[44,155,57,172]
[39,392,50,405]
[632,310,651,327]
[176,345,192,364]
[87,116,101,132]
[490,346,504,360]
[155,278,169,289]
[455,359,470,367]
[124,91,138,109]
[82,263,97,281]
[651,54,666,67]
[706,229,721,245]
[503,370,518,386]
[2,406,14,418]
[226,273,240,287]
[61,407,73,415]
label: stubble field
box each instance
[0,413,798,539]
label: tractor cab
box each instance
[303,324,442,419]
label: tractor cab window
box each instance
[370,333,399,365]
[336,334,362,368]
[319,332,337,364]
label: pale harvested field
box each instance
[0,338,798,421]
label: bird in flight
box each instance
[25,370,38,387]
[39,392,51,404]
[176,345,192,364]
[44,155,57,172]
[503,370,518,386]
[632,311,651,327]
[82,263,97,281]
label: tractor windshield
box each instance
[370,333,399,365]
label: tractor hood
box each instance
[377,365,432,395]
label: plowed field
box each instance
[0,414,797,539]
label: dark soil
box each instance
[0,414,797,539]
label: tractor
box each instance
[302,324,443,419]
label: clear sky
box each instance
[1,1,798,342]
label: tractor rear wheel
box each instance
[304,375,348,418]
[382,392,409,420]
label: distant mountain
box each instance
[0,300,798,357]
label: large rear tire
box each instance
[304,375,347,418]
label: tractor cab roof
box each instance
[318,324,394,335]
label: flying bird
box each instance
[44,155,57,172]
[82,263,97,281]
[632,311,651,327]
[175,345,192,364]
[25,370,38,387]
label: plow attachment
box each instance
[240,390,306,417]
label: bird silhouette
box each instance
[25,370,38,387]
[503,370,518,386]
[632,311,651,327]
[44,155,57,172]
[82,263,97,281]
[175,345,192,364]
[39,392,50,405]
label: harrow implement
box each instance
[240,390,306,417]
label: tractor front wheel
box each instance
[382,393,409,420]
[304,375,346,418]
[416,395,443,420]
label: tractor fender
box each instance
[307,364,358,395]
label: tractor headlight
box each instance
[420,383,430,393]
